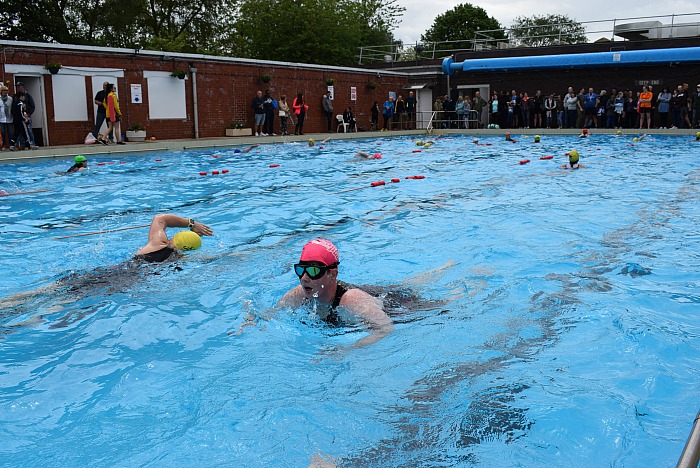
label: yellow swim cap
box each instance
[423,143,431,148]
[416,140,423,146]
[172,231,202,251]
[632,137,638,142]
[568,150,579,164]
[308,138,315,146]
[534,135,540,142]
[696,131,700,139]
[617,130,622,135]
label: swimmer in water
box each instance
[1,214,213,327]
[277,239,393,347]
[695,131,700,141]
[534,135,541,143]
[308,137,331,147]
[561,150,585,169]
[579,128,589,138]
[65,155,88,173]
[505,132,516,143]
[134,214,213,263]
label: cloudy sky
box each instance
[392,0,700,45]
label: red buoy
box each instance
[519,159,530,165]
[199,172,207,176]
[222,169,229,174]
[373,153,382,159]
[412,149,421,153]
[391,178,400,183]
[540,155,553,160]
[370,180,386,187]
[269,164,280,168]
[211,170,220,175]
[212,155,218,158]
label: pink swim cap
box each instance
[299,239,340,266]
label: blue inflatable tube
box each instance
[442,46,700,75]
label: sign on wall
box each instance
[327,85,334,100]
[131,84,142,103]
[350,86,357,101]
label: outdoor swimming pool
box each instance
[1,133,699,466]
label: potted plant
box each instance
[225,121,253,137]
[367,81,378,90]
[125,123,147,142]
[260,74,271,83]
[171,70,187,79]
[45,62,62,74]
[325,78,336,86]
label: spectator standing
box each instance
[98,83,124,145]
[565,91,578,128]
[532,90,544,128]
[370,101,379,130]
[278,95,290,136]
[576,88,586,128]
[293,92,308,135]
[624,91,638,129]
[613,91,625,128]
[544,94,556,129]
[489,92,499,126]
[0,86,13,151]
[382,96,394,131]
[472,91,486,128]
[394,94,405,130]
[442,95,455,128]
[583,88,598,128]
[405,91,416,129]
[521,92,531,128]
[321,90,333,133]
[657,87,672,129]
[463,96,472,128]
[263,90,276,136]
[92,81,112,142]
[691,84,700,128]
[11,92,31,149]
[456,96,466,129]
[252,90,266,136]
[13,82,37,148]
[638,86,653,129]
[556,94,565,129]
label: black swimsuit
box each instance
[134,246,177,263]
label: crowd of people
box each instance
[482,83,700,130]
[0,82,39,151]
[251,89,418,136]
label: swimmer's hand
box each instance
[191,221,213,237]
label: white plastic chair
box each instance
[336,114,349,133]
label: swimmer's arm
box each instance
[137,214,213,254]
[354,152,370,158]
[341,289,394,349]
[321,137,332,143]
[276,285,306,309]
[241,144,259,153]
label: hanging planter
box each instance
[45,62,62,74]
[171,70,187,79]
[260,74,271,83]
[367,81,378,90]
[325,78,336,86]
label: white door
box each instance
[416,89,432,130]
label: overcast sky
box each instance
[392,0,700,45]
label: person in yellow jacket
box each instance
[98,83,125,145]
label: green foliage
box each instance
[509,14,588,47]
[234,0,404,66]
[421,3,505,50]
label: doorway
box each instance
[14,75,47,146]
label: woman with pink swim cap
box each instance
[278,238,394,348]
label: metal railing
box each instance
[358,12,700,64]
[678,410,700,468]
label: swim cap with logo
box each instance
[75,155,86,163]
[299,239,339,266]
[569,150,580,164]
[172,231,202,251]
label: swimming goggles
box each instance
[294,263,337,280]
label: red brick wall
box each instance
[2,45,409,145]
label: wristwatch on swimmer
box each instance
[188,218,195,230]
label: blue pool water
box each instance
[1,134,699,466]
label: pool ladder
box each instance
[678,409,700,468]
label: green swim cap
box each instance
[74,155,86,163]
[534,135,540,142]
[569,150,579,164]
[172,231,202,251]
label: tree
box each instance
[509,14,587,47]
[234,0,403,66]
[421,3,506,51]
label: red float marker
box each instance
[155,159,162,162]
[319,146,324,149]
[540,155,553,160]
[373,153,382,159]
[412,149,421,153]
[519,159,530,165]
[97,162,105,166]
[222,169,229,174]
[269,164,280,168]
[406,175,426,180]
[370,180,386,187]
[199,172,207,176]
[212,155,218,158]
[391,178,400,183]
[211,170,220,175]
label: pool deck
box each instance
[1,128,698,163]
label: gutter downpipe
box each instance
[677,410,700,468]
[190,66,199,139]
